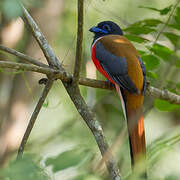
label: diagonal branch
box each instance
[64,83,121,180]
[17,80,53,159]
[0,45,49,68]
[20,4,61,69]
[73,0,84,85]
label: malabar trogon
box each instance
[89,21,146,168]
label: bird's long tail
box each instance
[115,84,146,167]
[126,106,146,166]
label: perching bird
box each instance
[89,21,146,169]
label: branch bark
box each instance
[64,83,121,179]
[73,0,84,85]
[146,86,180,105]
[0,61,58,75]
[20,4,62,69]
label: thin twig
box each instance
[17,80,53,159]
[73,0,84,85]
[0,45,49,68]
[0,61,179,105]
[153,0,180,44]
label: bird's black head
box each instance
[89,21,123,40]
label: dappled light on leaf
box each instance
[142,55,160,70]
[150,44,173,61]
[138,5,172,15]
[45,149,88,172]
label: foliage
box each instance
[123,4,180,112]
[0,0,22,19]
[0,155,49,180]
[45,148,91,172]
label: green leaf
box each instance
[168,88,177,94]
[169,8,180,30]
[168,24,180,31]
[139,5,172,15]
[139,19,162,27]
[43,99,49,108]
[130,19,163,28]
[142,19,163,27]
[155,99,180,111]
[141,55,160,70]
[0,155,49,180]
[138,50,147,56]
[45,149,87,172]
[176,60,180,68]
[124,34,149,43]
[138,6,159,12]
[160,5,173,15]
[174,7,180,24]
[176,82,180,89]
[2,0,22,19]
[150,44,173,61]
[164,32,179,46]
[146,71,158,79]
[123,26,156,35]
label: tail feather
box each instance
[115,84,146,166]
[126,109,146,165]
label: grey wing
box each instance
[95,41,139,94]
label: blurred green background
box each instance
[0,0,180,179]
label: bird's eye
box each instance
[102,24,111,31]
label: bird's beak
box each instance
[89,26,99,33]
[89,26,108,34]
